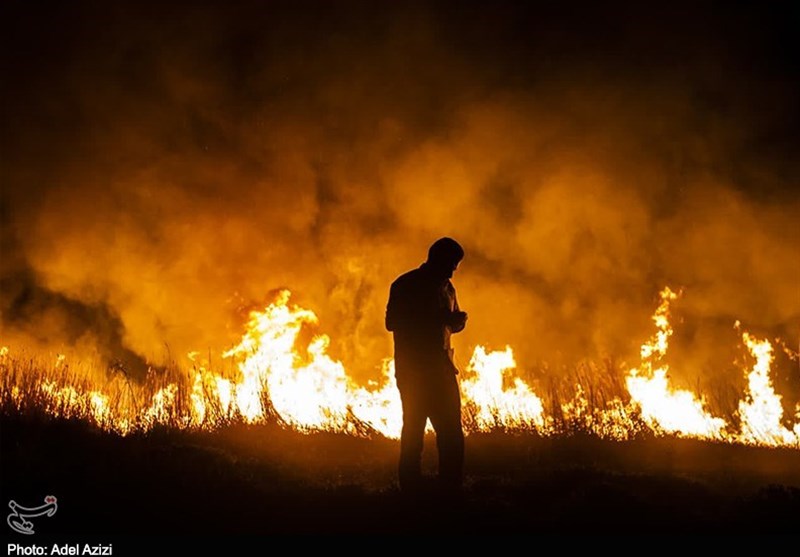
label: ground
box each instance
[2,415,799,543]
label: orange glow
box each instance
[460,345,550,432]
[1,288,797,448]
[737,331,798,446]
[625,288,727,440]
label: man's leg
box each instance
[429,373,464,493]
[397,374,428,493]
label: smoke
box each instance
[1,1,798,398]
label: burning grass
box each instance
[0,347,636,439]
[1,287,798,447]
[2,283,799,536]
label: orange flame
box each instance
[625,287,727,439]
[738,331,798,446]
[460,345,550,432]
[1,288,798,448]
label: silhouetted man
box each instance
[385,237,467,496]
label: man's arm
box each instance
[447,285,467,333]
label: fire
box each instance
[623,289,799,446]
[39,380,112,426]
[221,290,400,435]
[460,346,550,432]
[738,330,798,446]
[0,287,797,448]
[625,287,727,440]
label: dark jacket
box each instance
[385,263,465,376]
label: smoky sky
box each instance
[1,1,798,392]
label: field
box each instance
[3,0,800,549]
[2,289,799,542]
[2,412,799,542]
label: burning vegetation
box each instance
[1,3,798,466]
[2,286,797,448]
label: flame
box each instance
[460,345,549,432]
[217,292,400,437]
[737,332,798,446]
[221,290,383,432]
[0,287,797,448]
[347,359,403,438]
[622,289,800,446]
[625,287,727,440]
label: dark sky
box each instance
[1,1,798,391]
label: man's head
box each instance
[426,237,464,279]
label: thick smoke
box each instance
[1,2,798,401]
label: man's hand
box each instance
[448,310,468,331]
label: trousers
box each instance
[396,369,464,492]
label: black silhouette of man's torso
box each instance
[386,261,465,494]
[386,263,463,373]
